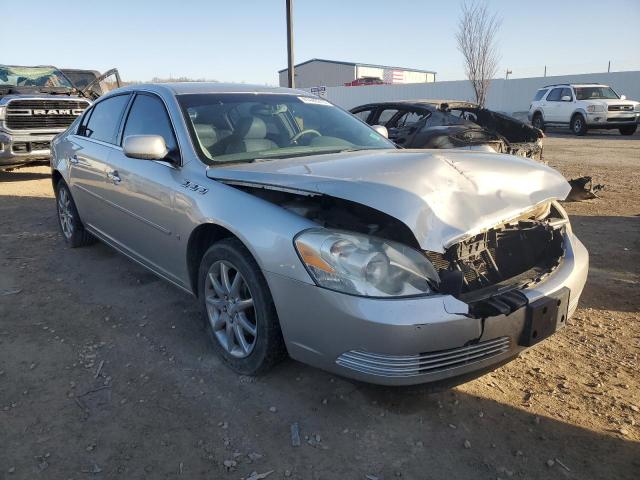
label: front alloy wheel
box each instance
[198,238,286,375]
[205,260,257,358]
[571,114,587,136]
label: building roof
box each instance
[278,58,436,74]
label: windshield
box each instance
[178,93,395,164]
[0,65,73,88]
[575,86,619,100]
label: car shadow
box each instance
[0,169,51,182]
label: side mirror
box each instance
[620,94,627,100]
[123,135,168,160]
[561,95,572,102]
[371,125,388,138]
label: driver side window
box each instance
[122,93,179,160]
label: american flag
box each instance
[383,69,405,84]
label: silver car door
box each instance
[67,94,131,231]
[96,92,185,284]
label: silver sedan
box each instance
[51,83,588,386]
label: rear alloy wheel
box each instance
[198,238,286,375]
[619,125,637,136]
[55,181,95,248]
[570,114,587,136]
[532,113,545,131]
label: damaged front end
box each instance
[425,202,568,316]
[225,181,567,315]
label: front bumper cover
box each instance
[0,131,55,168]
[266,232,588,386]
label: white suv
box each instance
[528,83,639,136]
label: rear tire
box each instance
[55,181,95,248]
[570,114,587,136]
[532,113,545,132]
[619,125,637,136]
[198,238,286,375]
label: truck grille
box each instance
[5,99,89,131]
[336,337,511,378]
[608,104,634,111]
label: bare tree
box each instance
[456,1,501,107]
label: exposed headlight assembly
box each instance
[294,229,440,297]
[586,105,604,113]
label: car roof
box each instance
[115,82,310,96]
[541,83,609,88]
[353,99,479,109]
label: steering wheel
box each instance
[290,129,321,145]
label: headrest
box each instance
[194,123,217,142]
[236,116,267,139]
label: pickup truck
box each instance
[0,65,119,170]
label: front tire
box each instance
[55,181,95,248]
[198,238,286,375]
[570,114,587,136]
[619,125,637,136]
[532,112,545,131]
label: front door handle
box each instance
[69,154,79,165]
[107,170,121,184]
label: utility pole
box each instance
[505,69,512,80]
[608,60,611,73]
[286,0,295,88]
[544,65,547,77]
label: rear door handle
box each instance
[107,170,121,184]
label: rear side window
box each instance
[353,109,373,123]
[376,108,400,126]
[546,88,563,102]
[122,94,178,155]
[533,89,547,101]
[395,110,429,127]
[81,94,130,144]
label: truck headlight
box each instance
[0,106,5,120]
[586,105,604,113]
[635,104,640,112]
[294,229,440,297]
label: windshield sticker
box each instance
[298,96,331,106]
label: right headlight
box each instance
[0,106,6,120]
[586,105,605,113]
[294,229,440,297]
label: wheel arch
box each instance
[51,169,64,191]
[186,223,248,297]
[571,109,588,121]
[532,109,545,120]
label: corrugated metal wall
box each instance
[280,63,356,88]
[313,71,640,115]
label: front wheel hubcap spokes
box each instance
[58,189,73,237]
[205,260,257,358]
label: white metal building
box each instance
[278,58,436,88]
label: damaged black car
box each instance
[351,100,544,161]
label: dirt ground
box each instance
[1,131,639,480]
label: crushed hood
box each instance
[207,149,570,252]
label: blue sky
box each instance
[3,0,639,84]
